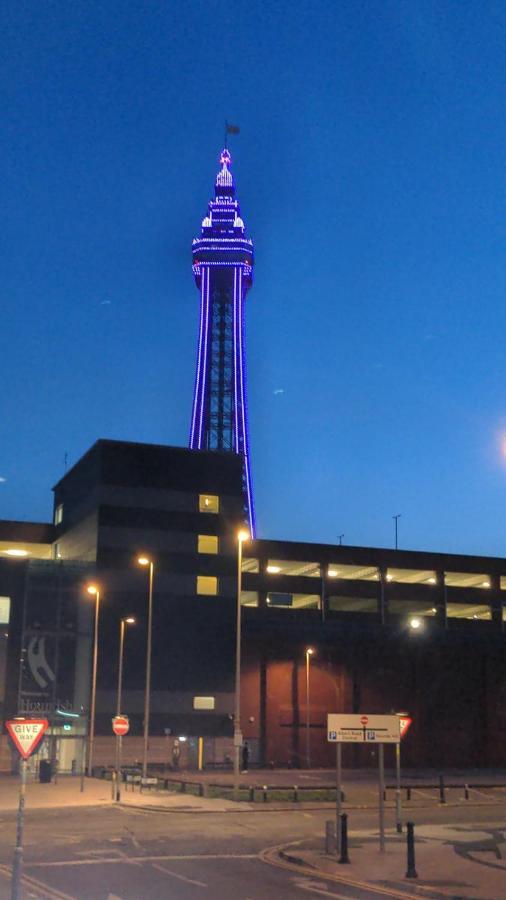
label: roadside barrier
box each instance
[338,813,350,864]
[405,821,418,878]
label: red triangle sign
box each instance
[399,716,412,739]
[6,719,49,760]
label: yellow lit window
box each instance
[199,494,219,513]
[197,575,218,595]
[198,535,219,554]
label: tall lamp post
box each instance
[115,616,135,800]
[86,584,101,777]
[305,647,315,769]
[233,529,250,800]
[137,556,154,779]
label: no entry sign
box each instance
[6,719,49,760]
[112,715,129,736]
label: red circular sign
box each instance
[360,716,369,726]
[112,716,129,736]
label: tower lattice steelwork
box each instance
[189,149,255,535]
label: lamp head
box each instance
[137,556,151,567]
[237,529,250,544]
[124,617,136,625]
[306,646,315,657]
[86,584,99,596]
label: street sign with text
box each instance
[6,719,49,759]
[327,714,400,744]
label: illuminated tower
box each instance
[189,149,255,535]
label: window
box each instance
[446,603,491,620]
[327,564,379,581]
[198,535,218,554]
[54,504,63,525]
[199,494,219,513]
[500,577,506,591]
[266,560,320,577]
[266,592,320,609]
[53,543,62,560]
[445,572,491,588]
[0,597,11,625]
[386,568,437,585]
[197,575,218,595]
[242,557,259,573]
[241,591,258,607]
[193,696,215,710]
[328,595,377,613]
[389,599,437,617]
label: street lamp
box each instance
[305,647,315,768]
[115,616,135,801]
[233,529,249,800]
[137,556,154,779]
[86,584,101,777]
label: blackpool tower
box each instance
[189,149,255,535]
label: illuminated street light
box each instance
[233,529,249,800]
[409,617,421,630]
[305,647,315,768]
[137,556,154,779]
[85,584,101,776]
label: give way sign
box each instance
[6,719,49,759]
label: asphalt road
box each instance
[0,802,504,900]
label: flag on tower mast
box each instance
[224,121,240,146]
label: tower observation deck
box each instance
[189,149,255,535]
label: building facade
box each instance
[2,445,506,771]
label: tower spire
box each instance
[189,150,255,535]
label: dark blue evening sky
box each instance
[2,0,506,556]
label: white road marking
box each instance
[28,853,259,868]
[291,877,351,898]
[151,862,207,887]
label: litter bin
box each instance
[39,760,52,783]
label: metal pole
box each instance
[395,741,402,833]
[11,757,27,900]
[87,590,100,777]
[142,562,154,780]
[378,743,385,853]
[116,619,125,801]
[393,514,401,550]
[335,742,342,855]
[233,537,244,800]
[305,651,311,768]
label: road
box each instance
[0,802,504,899]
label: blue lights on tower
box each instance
[189,149,255,535]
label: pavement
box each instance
[267,822,506,900]
[0,772,506,897]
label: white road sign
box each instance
[327,714,400,744]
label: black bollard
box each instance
[406,786,411,801]
[262,785,268,803]
[249,786,255,802]
[338,813,350,864]
[464,784,469,800]
[405,821,418,879]
[293,785,299,803]
[439,774,446,804]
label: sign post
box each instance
[112,716,129,802]
[6,718,49,900]
[395,714,412,833]
[328,714,400,853]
